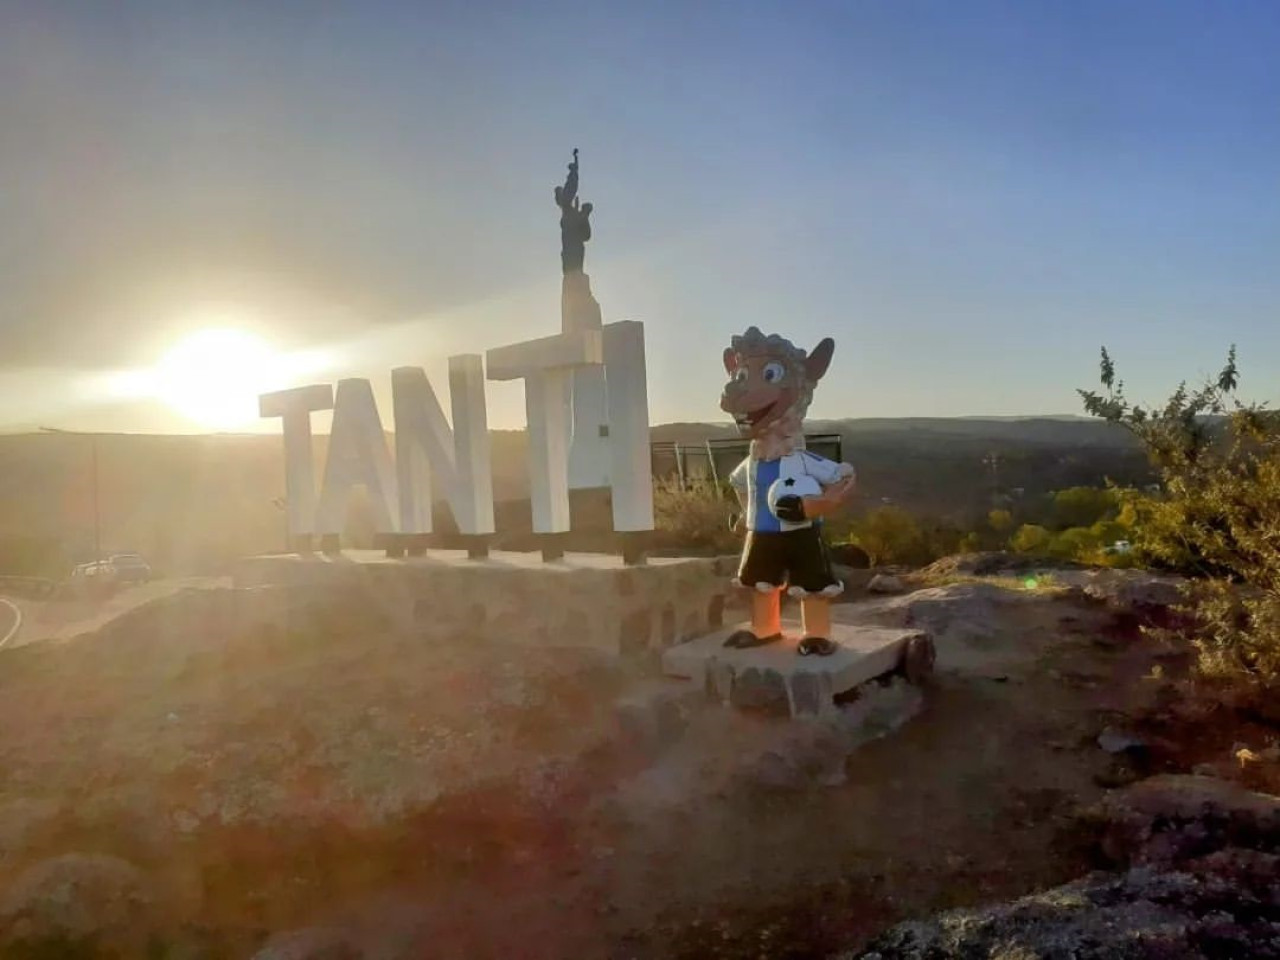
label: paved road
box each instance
[0,597,20,649]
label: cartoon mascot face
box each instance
[719,327,834,448]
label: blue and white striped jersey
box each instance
[729,451,850,532]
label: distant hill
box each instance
[654,416,1139,449]
[0,417,1152,576]
[653,416,1149,523]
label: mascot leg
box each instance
[752,587,783,639]
[798,596,838,656]
[723,585,783,649]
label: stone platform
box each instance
[233,550,736,656]
[661,622,929,717]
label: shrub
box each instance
[652,477,739,552]
[847,506,930,567]
[1049,486,1120,530]
[1047,525,1102,561]
[925,522,968,559]
[1081,346,1280,683]
[1011,524,1052,554]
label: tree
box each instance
[1049,486,1117,530]
[1010,524,1052,554]
[849,506,928,567]
[1048,526,1102,561]
[1081,345,1280,683]
[987,509,1014,534]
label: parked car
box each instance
[69,554,152,585]
[70,561,110,581]
[107,553,152,583]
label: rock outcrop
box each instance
[854,859,1280,959]
[852,776,1280,959]
[920,552,1087,578]
[1089,774,1280,867]
[251,926,364,960]
[837,581,1049,674]
[866,573,907,595]
[0,854,154,955]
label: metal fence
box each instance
[651,433,843,488]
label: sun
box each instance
[151,328,286,429]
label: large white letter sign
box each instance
[602,320,654,532]
[391,356,495,536]
[523,368,574,533]
[486,330,603,534]
[315,378,399,536]
[259,383,334,537]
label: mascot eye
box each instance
[733,368,749,382]
[762,362,785,384]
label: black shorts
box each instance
[737,525,842,597]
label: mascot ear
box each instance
[723,347,740,375]
[806,338,835,382]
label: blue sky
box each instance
[2,0,1278,430]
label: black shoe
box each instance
[797,636,838,657]
[723,629,783,649]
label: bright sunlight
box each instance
[152,329,283,428]
[104,327,330,430]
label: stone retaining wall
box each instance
[232,551,738,656]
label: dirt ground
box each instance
[0,574,1273,959]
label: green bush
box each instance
[1010,524,1052,554]
[1048,486,1119,530]
[847,506,931,567]
[1081,346,1280,683]
[1047,525,1102,561]
[652,477,739,552]
[988,509,1014,534]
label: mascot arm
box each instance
[799,471,857,519]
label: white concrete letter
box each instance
[315,378,399,536]
[487,332,602,535]
[259,383,334,536]
[569,364,610,490]
[391,356,495,536]
[523,367,573,533]
[603,320,654,531]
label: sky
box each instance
[2,0,1279,433]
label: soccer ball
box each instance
[767,473,823,522]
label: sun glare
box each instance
[101,327,303,432]
[98,323,333,430]
[150,329,280,428]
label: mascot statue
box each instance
[720,327,857,656]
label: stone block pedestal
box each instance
[661,622,929,717]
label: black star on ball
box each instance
[784,478,796,487]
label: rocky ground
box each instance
[0,555,1276,958]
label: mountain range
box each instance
[0,417,1151,576]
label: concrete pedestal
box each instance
[662,622,929,717]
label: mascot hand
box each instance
[773,495,807,523]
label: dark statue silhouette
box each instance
[554,148,593,275]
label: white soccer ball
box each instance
[766,473,823,520]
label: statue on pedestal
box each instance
[555,148,594,275]
[720,327,857,656]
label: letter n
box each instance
[391,356,495,536]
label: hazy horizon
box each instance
[3,1,1278,435]
[2,411,1110,440]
